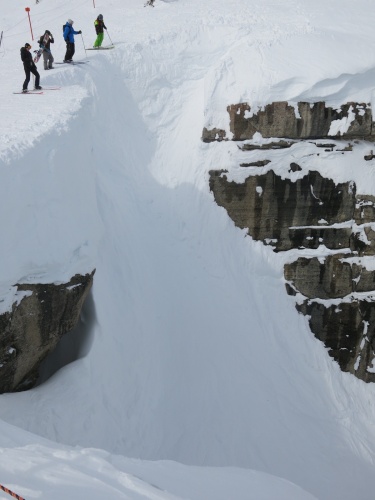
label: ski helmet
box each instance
[98,14,103,20]
[68,19,74,25]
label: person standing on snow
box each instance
[63,19,82,62]
[93,14,107,48]
[20,43,41,92]
[39,30,54,70]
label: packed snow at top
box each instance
[1,0,375,498]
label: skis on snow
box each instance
[13,90,43,94]
[13,87,60,95]
[55,61,89,65]
[87,45,115,50]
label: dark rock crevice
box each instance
[36,289,96,385]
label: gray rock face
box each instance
[202,127,226,143]
[285,255,375,300]
[0,271,95,393]
[355,195,375,224]
[210,164,375,381]
[207,99,375,382]
[297,300,375,383]
[225,101,373,140]
[209,169,356,252]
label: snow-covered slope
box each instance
[0,420,319,500]
[1,0,375,498]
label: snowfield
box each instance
[1,0,375,498]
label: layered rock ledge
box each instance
[206,99,375,382]
[203,101,374,142]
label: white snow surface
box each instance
[1,0,375,498]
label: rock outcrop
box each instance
[207,99,375,382]
[296,299,375,383]
[284,254,375,299]
[0,271,95,393]
[209,169,356,252]
[203,101,374,142]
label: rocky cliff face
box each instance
[203,100,373,142]
[209,169,356,252]
[0,271,95,393]
[207,100,375,382]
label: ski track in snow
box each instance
[1,0,375,499]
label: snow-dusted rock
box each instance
[0,271,94,393]
[209,169,355,251]
[209,134,375,382]
[225,101,373,140]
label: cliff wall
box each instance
[207,100,375,382]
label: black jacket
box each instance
[39,34,54,50]
[20,47,35,67]
[94,19,107,34]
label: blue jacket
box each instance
[63,23,79,43]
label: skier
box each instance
[63,19,82,63]
[20,43,41,92]
[38,30,54,70]
[93,14,107,48]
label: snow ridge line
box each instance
[0,484,25,500]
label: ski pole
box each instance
[80,33,87,57]
[106,29,114,46]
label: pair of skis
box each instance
[13,86,60,95]
[87,45,115,50]
[54,60,89,65]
